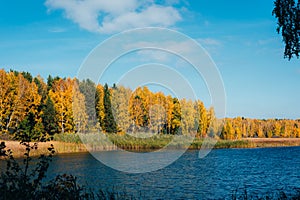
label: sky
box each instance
[0,0,299,119]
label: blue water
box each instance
[43,147,300,199]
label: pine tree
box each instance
[171,98,181,134]
[103,84,117,133]
[15,112,44,142]
[41,97,57,135]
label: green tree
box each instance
[34,75,48,102]
[20,71,33,83]
[171,98,181,134]
[41,97,57,135]
[273,0,300,59]
[15,112,44,142]
[47,75,60,91]
[103,84,117,133]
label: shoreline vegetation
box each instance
[2,134,300,158]
[1,69,300,159]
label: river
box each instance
[41,146,300,199]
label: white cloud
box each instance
[45,0,182,34]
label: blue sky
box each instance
[0,0,299,119]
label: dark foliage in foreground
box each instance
[273,0,300,60]
[0,141,135,200]
[1,140,300,200]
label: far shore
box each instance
[244,137,300,147]
[1,138,300,158]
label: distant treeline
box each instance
[0,69,300,140]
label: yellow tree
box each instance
[165,95,174,134]
[273,121,281,137]
[129,93,146,131]
[95,84,105,131]
[195,100,208,138]
[282,120,293,138]
[0,69,12,134]
[292,122,300,138]
[111,86,132,134]
[128,87,151,132]
[4,73,41,134]
[257,122,264,138]
[180,99,196,135]
[233,117,243,139]
[73,80,88,133]
[49,78,74,133]
[222,119,235,140]
[149,92,167,134]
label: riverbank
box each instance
[2,141,88,157]
[244,138,300,148]
[2,137,300,157]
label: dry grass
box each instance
[245,138,300,148]
[2,137,300,158]
[2,141,88,158]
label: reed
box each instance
[3,134,300,158]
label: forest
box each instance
[1,69,300,141]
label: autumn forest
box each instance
[1,69,300,141]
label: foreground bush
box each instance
[0,141,135,200]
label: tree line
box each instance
[1,69,300,140]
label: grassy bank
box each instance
[245,138,300,148]
[2,134,300,157]
[53,133,300,151]
[2,141,87,158]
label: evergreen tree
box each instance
[103,84,117,133]
[15,112,44,142]
[171,98,181,134]
[47,75,60,91]
[34,75,48,101]
[41,97,58,135]
[21,71,33,83]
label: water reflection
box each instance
[2,147,300,199]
